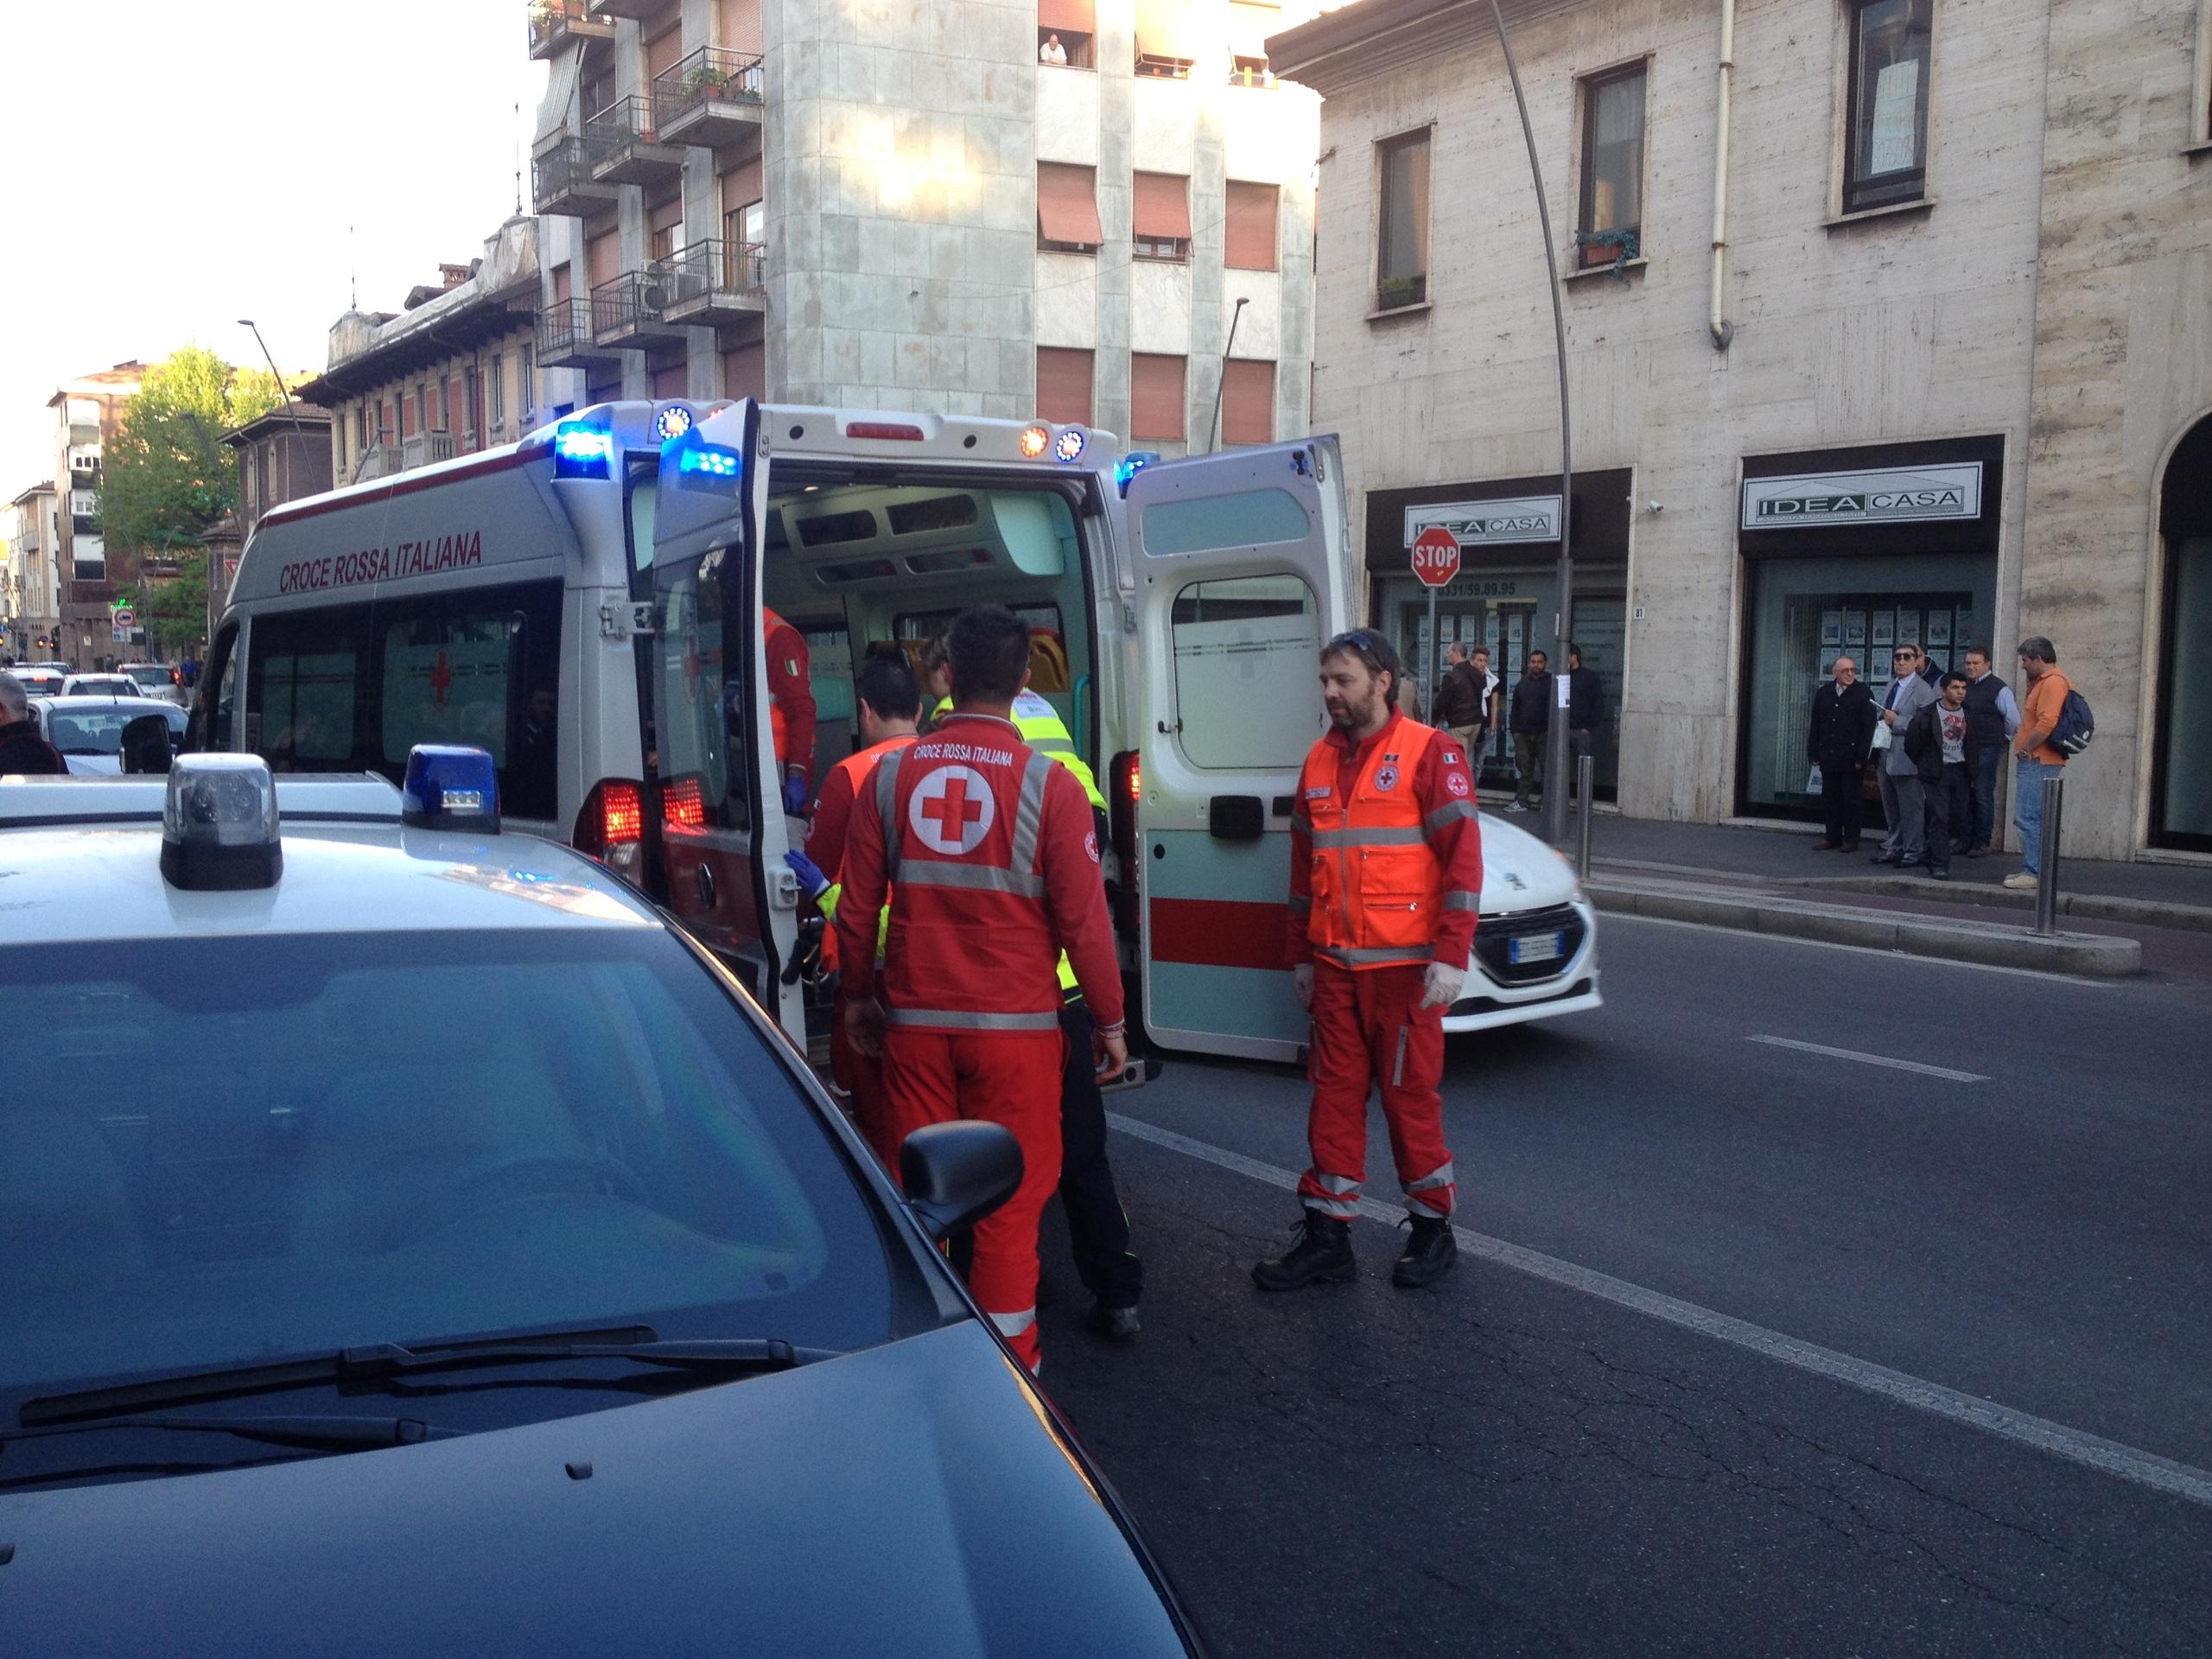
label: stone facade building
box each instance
[46,363,144,669]
[6,483,60,659]
[526,0,1319,453]
[1271,0,2212,860]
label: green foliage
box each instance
[99,348,283,556]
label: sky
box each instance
[0,2,545,494]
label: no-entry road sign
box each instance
[1410,525,1461,588]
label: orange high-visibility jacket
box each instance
[1296,718,1450,969]
[814,733,918,973]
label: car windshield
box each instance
[124,667,170,690]
[47,707,185,754]
[1,927,921,1420]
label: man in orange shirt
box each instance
[2004,635,2072,893]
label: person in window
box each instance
[1039,31,1069,65]
[511,685,559,815]
[0,673,67,774]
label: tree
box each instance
[99,347,282,558]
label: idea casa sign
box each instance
[1742,463,1983,531]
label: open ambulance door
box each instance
[1122,436,1356,1062]
[646,399,805,1041]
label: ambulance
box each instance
[211,398,1599,1064]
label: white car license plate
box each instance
[1509,931,1563,965]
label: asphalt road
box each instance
[1037,916,2212,1657]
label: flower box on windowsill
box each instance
[1562,256,1648,284]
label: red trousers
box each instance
[1299,960,1455,1220]
[830,1001,899,1169]
[882,1027,1065,1371]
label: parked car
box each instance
[119,664,184,706]
[59,673,137,698]
[33,696,190,773]
[9,667,67,699]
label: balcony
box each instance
[591,270,687,349]
[586,96,683,187]
[585,0,670,17]
[652,48,765,152]
[527,0,614,61]
[531,137,619,219]
[355,445,406,483]
[653,239,766,333]
[537,298,622,370]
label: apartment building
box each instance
[524,0,1320,450]
[220,407,334,541]
[6,483,60,658]
[295,217,551,489]
[45,363,144,668]
[1271,0,2212,861]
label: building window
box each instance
[1844,0,1933,213]
[1131,353,1186,442]
[1036,346,1094,425]
[1135,0,1196,77]
[1038,162,1104,254]
[649,193,684,264]
[1224,181,1280,270]
[488,353,505,431]
[1219,359,1274,446]
[1376,128,1431,310]
[1578,64,1646,265]
[1133,173,1192,262]
[1227,0,1280,86]
[1038,0,1094,67]
[519,344,535,420]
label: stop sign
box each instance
[1410,526,1461,588]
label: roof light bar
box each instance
[553,421,614,479]
[401,745,502,832]
[654,404,696,442]
[1115,451,1160,496]
[161,753,283,891]
[1017,424,1051,459]
[1052,428,1087,463]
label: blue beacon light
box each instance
[677,442,743,480]
[402,745,502,832]
[1115,451,1160,496]
[552,422,614,477]
[1052,427,1087,463]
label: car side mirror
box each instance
[121,714,174,774]
[899,1121,1023,1242]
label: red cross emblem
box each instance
[683,630,702,695]
[429,649,454,709]
[909,764,995,855]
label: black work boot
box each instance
[1391,1215,1458,1288]
[1251,1212,1357,1291]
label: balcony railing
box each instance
[652,239,767,331]
[537,297,621,368]
[587,0,671,16]
[355,445,406,483]
[591,270,687,348]
[403,431,459,471]
[652,48,766,150]
[586,95,683,185]
[531,137,619,218]
[527,0,614,60]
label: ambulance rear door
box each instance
[1120,436,1354,1062]
[646,399,804,1040]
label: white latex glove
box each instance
[1293,963,1315,1011]
[1420,961,1467,1010]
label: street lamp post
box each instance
[1206,296,1251,454]
[237,319,308,448]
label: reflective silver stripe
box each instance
[1405,1161,1455,1193]
[1308,825,1428,849]
[876,743,906,880]
[1444,891,1481,912]
[989,1308,1038,1338]
[1009,749,1053,874]
[895,861,1046,898]
[1027,735,1077,757]
[1312,1172,1359,1195]
[883,1005,1062,1031]
[1316,944,1434,967]
[1425,800,1482,832]
[1306,1194,1361,1219]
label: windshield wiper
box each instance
[2,1413,455,1452]
[22,1325,833,1427]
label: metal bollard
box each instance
[2034,772,2064,936]
[1575,753,1595,882]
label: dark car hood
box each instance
[0,1323,1188,1657]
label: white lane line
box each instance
[1105,1109,2212,1515]
[1746,1034,1990,1083]
[1601,911,2126,987]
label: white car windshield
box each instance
[47,706,187,754]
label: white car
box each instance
[9,667,67,700]
[1443,810,1603,1035]
[118,664,184,706]
[59,673,137,699]
[34,696,188,774]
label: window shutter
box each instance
[1224,181,1280,270]
[1133,173,1192,242]
[1035,347,1095,425]
[1130,354,1186,442]
[1037,163,1104,247]
[1220,359,1274,445]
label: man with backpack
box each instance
[2005,636,2078,893]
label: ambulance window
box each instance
[1142,488,1311,557]
[1170,576,1322,770]
[626,468,657,599]
[248,607,372,769]
[656,543,747,831]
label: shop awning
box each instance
[1038,163,1103,248]
[1039,0,1096,35]
[1133,172,1192,242]
[1135,0,1202,61]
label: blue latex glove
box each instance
[782,773,810,816]
[784,849,830,906]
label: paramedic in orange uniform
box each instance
[835,605,1128,1373]
[1254,627,1483,1294]
[763,607,817,815]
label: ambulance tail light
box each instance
[662,774,705,830]
[1109,750,1141,868]
[575,778,645,874]
[845,421,925,442]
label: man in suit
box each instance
[1806,656,1877,851]
[1872,644,1939,868]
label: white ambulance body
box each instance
[213,398,1599,1062]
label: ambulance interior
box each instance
[756,467,1101,802]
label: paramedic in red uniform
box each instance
[788,645,921,1165]
[836,605,1128,1373]
[763,607,817,814]
[1254,627,1483,1293]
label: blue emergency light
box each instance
[552,421,614,479]
[1115,451,1160,496]
[401,745,501,832]
[676,442,743,485]
[1053,428,1087,463]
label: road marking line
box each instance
[1746,1034,1989,1083]
[1602,911,2126,987]
[1104,1109,2212,1514]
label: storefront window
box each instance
[1742,553,1993,815]
[2153,537,2212,849]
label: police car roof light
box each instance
[1115,451,1159,496]
[553,422,614,478]
[161,753,283,892]
[402,745,502,833]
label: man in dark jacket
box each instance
[1430,641,1486,770]
[1904,671,1972,880]
[1566,644,1604,787]
[0,672,67,775]
[1508,650,1553,812]
[1806,656,1876,851]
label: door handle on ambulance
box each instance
[696,864,716,910]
